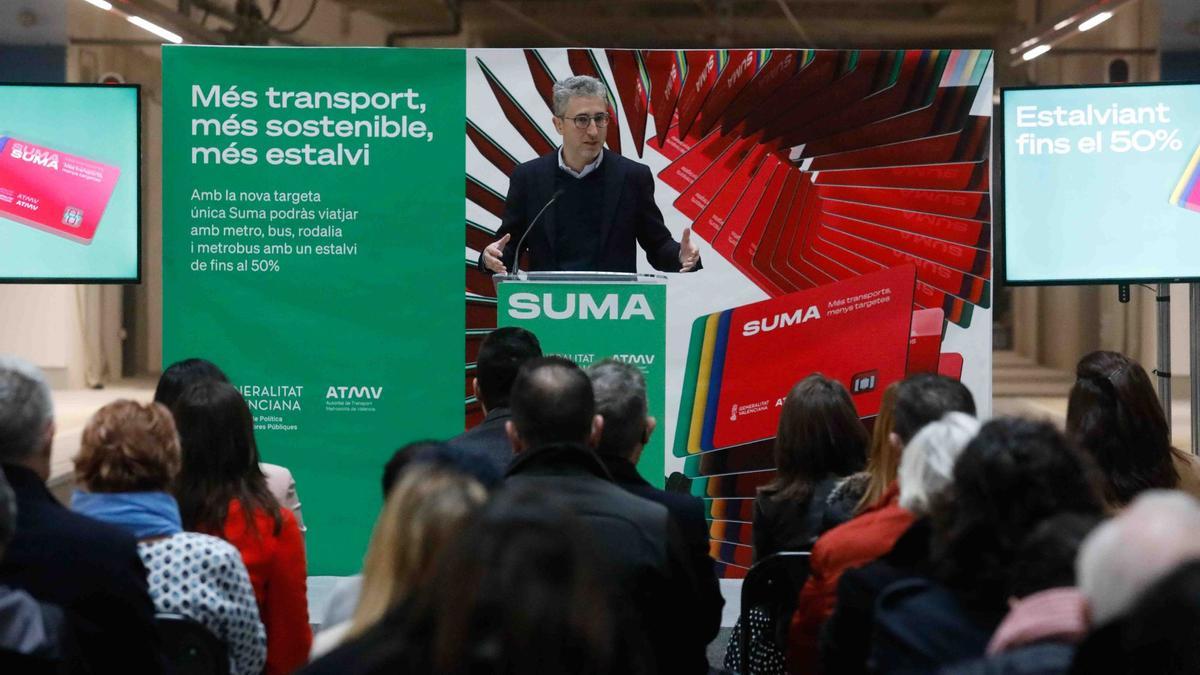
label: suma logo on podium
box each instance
[506,292,655,321]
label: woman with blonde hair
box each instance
[310,461,487,657]
[71,399,266,675]
[852,383,901,515]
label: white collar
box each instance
[558,148,604,179]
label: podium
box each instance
[494,271,668,486]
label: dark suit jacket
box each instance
[598,455,724,656]
[0,464,162,674]
[447,406,514,474]
[506,443,711,674]
[487,150,695,273]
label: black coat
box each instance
[0,464,162,674]
[488,150,692,273]
[447,406,514,474]
[871,576,1001,675]
[820,518,934,675]
[506,443,711,674]
[598,455,724,650]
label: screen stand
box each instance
[1156,283,1171,437]
[1191,284,1199,456]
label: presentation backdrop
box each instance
[162,47,465,574]
[465,48,994,577]
[162,47,993,578]
[0,84,139,281]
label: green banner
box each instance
[162,47,465,574]
[497,280,667,486]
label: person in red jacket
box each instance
[171,380,311,675]
[787,374,974,674]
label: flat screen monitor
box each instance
[1001,81,1200,285]
[0,83,141,283]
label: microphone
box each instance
[512,187,566,278]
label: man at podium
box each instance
[480,75,701,275]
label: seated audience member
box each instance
[1075,490,1200,628]
[754,374,868,560]
[586,359,723,667]
[870,418,1105,673]
[172,380,310,675]
[71,400,266,675]
[942,513,1101,675]
[837,382,900,520]
[311,457,490,657]
[304,488,629,675]
[505,356,705,674]
[318,439,461,632]
[450,327,542,472]
[788,373,975,673]
[0,465,72,672]
[1066,350,1200,507]
[0,357,162,674]
[155,358,307,531]
[1069,558,1200,675]
[819,412,980,675]
[724,374,868,673]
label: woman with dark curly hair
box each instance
[1066,350,1200,508]
[870,417,1106,672]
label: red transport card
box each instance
[0,136,120,244]
[710,265,916,448]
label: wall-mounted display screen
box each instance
[1002,81,1200,285]
[0,83,140,282]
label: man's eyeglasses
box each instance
[560,112,611,129]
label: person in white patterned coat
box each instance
[70,399,267,675]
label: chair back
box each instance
[738,551,811,674]
[154,613,230,675]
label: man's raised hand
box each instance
[679,227,700,272]
[482,233,511,274]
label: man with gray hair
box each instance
[0,356,161,673]
[1076,489,1200,626]
[585,358,721,673]
[480,75,701,274]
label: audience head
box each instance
[0,467,14,560]
[170,380,281,534]
[401,486,616,674]
[349,462,489,640]
[74,400,181,493]
[475,328,542,413]
[0,356,54,476]
[932,417,1104,612]
[406,442,504,491]
[1009,512,1101,599]
[857,382,900,514]
[1072,559,1200,675]
[1077,490,1200,626]
[507,357,600,451]
[382,440,444,497]
[587,359,652,460]
[1066,350,1177,507]
[763,374,867,501]
[153,358,229,409]
[897,412,980,515]
[891,374,976,446]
